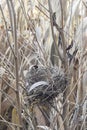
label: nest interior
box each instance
[25,65,69,104]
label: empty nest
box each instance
[25,65,69,104]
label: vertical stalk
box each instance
[6,0,22,129]
[48,0,64,63]
[48,1,68,129]
[60,0,64,28]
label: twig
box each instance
[0,76,17,92]
[37,0,49,12]
[0,60,15,79]
[0,89,17,109]
[0,51,15,68]
[0,5,15,57]
[18,0,28,22]
[53,16,68,71]
[38,105,51,124]
[48,0,64,63]
[18,0,46,62]
[59,105,75,130]
[59,69,87,130]
[35,5,50,19]
[0,115,22,128]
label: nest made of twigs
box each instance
[25,65,69,104]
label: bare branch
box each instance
[48,0,64,63]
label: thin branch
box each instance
[62,69,87,108]
[48,0,64,63]
[18,0,46,62]
[0,5,15,57]
[0,51,15,68]
[0,76,17,92]
[0,115,22,128]
[18,0,28,22]
[52,15,68,71]
[0,63,15,79]
[37,0,49,12]
[35,5,50,19]
[0,89,17,109]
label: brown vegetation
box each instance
[0,0,87,130]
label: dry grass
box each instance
[0,0,87,130]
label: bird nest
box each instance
[25,65,69,104]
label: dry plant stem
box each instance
[0,115,22,129]
[0,79,2,114]
[35,5,50,19]
[48,2,68,128]
[6,0,22,128]
[59,0,68,70]
[0,51,15,68]
[0,5,15,57]
[60,70,87,129]
[62,71,85,108]
[19,0,46,60]
[18,0,28,22]
[0,89,17,109]
[83,1,87,8]
[37,0,49,12]
[59,0,64,28]
[59,105,75,130]
[0,56,15,78]
[0,76,17,92]
[57,2,68,129]
[38,105,51,125]
[53,18,68,71]
[48,0,64,64]
[70,95,87,129]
